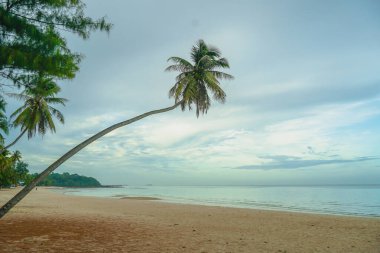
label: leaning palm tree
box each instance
[2,76,67,151]
[0,39,233,218]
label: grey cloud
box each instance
[239,81,380,113]
[234,155,378,170]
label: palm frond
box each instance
[0,99,6,113]
[209,57,230,69]
[205,72,226,103]
[6,93,32,101]
[196,55,212,68]
[209,71,234,80]
[12,108,32,127]
[0,119,9,135]
[44,97,68,105]
[43,106,56,133]
[10,105,29,119]
[165,65,191,73]
[49,106,65,124]
[167,57,193,68]
[175,71,193,82]
[206,45,221,57]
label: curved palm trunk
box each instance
[0,102,181,219]
[0,128,28,153]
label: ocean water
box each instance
[56,185,380,217]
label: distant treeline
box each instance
[0,158,101,188]
[36,172,101,187]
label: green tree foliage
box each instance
[0,158,101,187]
[36,172,101,187]
[14,160,28,181]
[0,98,9,143]
[0,76,67,151]
[0,150,22,187]
[0,0,112,88]
[10,76,67,137]
[166,39,234,117]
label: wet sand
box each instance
[0,187,379,252]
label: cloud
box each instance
[5,0,380,185]
[19,97,380,183]
[234,155,378,170]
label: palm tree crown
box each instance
[9,77,67,139]
[166,39,233,117]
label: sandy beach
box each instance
[0,187,379,253]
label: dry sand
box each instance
[0,187,379,253]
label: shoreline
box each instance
[54,186,380,219]
[153,198,380,219]
[1,187,379,252]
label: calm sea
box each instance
[56,185,380,217]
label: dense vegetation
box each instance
[0,157,101,188]
[37,172,101,187]
[0,158,32,188]
[0,0,111,89]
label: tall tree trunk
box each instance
[0,102,181,219]
[0,128,27,153]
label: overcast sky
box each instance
[6,0,380,185]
